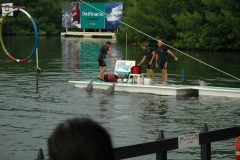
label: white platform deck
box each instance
[193,86,240,98]
[69,81,198,96]
[69,80,240,98]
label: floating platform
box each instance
[60,31,116,39]
[69,80,198,96]
[69,80,240,98]
[193,86,240,98]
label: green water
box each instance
[0,36,239,160]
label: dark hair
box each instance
[141,42,148,48]
[106,41,112,45]
[75,3,79,8]
[48,117,116,160]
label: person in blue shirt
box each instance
[156,40,178,86]
[137,42,157,84]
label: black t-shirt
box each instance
[143,47,154,60]
[156,45,169,61]
[99,45,109,59]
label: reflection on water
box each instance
[62,38,80,69]
[0,36,239,160]
[61,38,123,80]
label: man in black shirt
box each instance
[98,41,117,80]
[137,42,157,84]
[156,40,178,86]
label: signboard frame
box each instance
[2,3,14,17]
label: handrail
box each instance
[34,124,240,160]
[114,138,178,159]
[114,125,240,159]
[199,126,240,143]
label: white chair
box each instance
[127,73,144,85]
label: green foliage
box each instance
[172,11,204,49]
[0,0,63,36]
[172,0,240,50]
[0,0,239,50]
[116,0,240,50]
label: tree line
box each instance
[0,0,239,50]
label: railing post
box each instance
[156,130,167,160]
[201,123,211,160]
[35,148,45,160]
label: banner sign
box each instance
[105,2,123,29]
[2,3,14,16]
[62,2,123,29]
[81,3,105,29]
[115,60,135,75]
[62,2,81,28]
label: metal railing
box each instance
[35,123,240,160]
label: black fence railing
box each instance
[35,123,240,160]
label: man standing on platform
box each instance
[156,40,178,86]
[97,41,117,80]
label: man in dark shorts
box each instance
[97,41,117,80]
[137,42,157,84]
[156,40,178,86]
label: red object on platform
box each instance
[104,74,118,82]
[131,66,141,74]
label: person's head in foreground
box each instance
[48,117,116,160]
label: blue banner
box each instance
[62,2,123,29]
[105,2,123,29]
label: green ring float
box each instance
[0,8,38,62]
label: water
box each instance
[0,36,240,160]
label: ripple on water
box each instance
[1,37,240,160]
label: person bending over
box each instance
[137,42,157,84]
[97,41,117,80]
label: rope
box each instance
[79,0,240,81]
